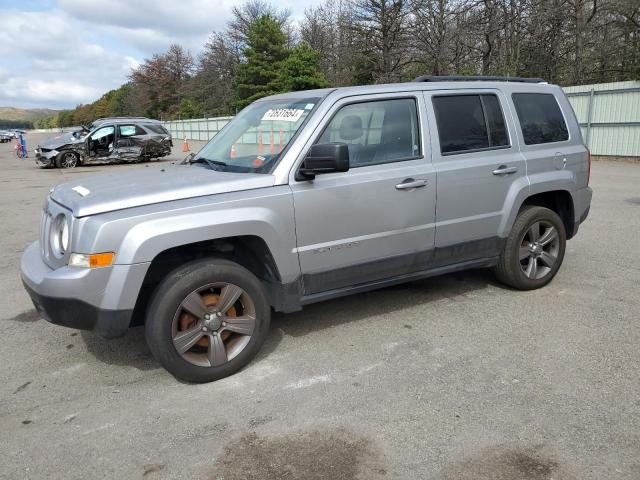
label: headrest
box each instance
[339,115,363,141]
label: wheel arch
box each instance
[130,235,282,326]
[519,190,575,239]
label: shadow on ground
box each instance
[7,309,41,323]
[272,268,497,338]
[80,327,159,371]
[10,268,496,372]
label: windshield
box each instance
[191,97,320,173]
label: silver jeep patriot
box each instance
[21,77,593,382]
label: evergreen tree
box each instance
[277,43,330,91]
[233,15,288,109]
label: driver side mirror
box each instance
[297,143,349,180]
[183,152,196,164]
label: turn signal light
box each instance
[69,252,115,268]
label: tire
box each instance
[145,258,271,382]
[494,206,566,290]
[55,151,78,168]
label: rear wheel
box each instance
[494,206,566,290]
[55,151,78,168]
[145,258,270,382]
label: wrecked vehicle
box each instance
[34,117,172,168]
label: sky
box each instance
[0,0,319,110]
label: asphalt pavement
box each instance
[0,132,638,479]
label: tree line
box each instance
[37,0,639,128]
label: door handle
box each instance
[395,178,427,190]
[492,165,518,175]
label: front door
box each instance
[87,125,115,159]
[424,89,528,265]
[289,93,437,296]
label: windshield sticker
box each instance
[262,108,305,122]
[304,103,315,110]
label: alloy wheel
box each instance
[61,152,77,168]
[519,221,560,280]
[171,283,256,367]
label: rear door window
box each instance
[119,125,137,137]
[512,93,569,145]
[482,95,509,147]
[432,94,509,155]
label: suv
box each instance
[34,118,172,168]
[21,77,592,382]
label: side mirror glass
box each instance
[298,143,349,180]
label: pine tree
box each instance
[277,43,330,91]
[233,16,288,109]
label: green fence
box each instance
[563,81,640,158]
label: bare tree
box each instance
[351,0,413,83]
[129,44,194,117]
[411,0,470,75]
[227,0,293,47]
[301,0,361,85]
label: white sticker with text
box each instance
[262,108,305,122]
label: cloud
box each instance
[0,9,140,109]
[0,0,321,109]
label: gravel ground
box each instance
[0,132,638,480]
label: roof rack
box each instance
[93,116,158,122]
[412,75,546,83]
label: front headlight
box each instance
[50,214,69,256]
[61,219,69,252]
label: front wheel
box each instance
[145,258,271,382]
[55,151,78,168]
[494,206,566,290]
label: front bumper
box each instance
[20,241,149,338]
[35,148,57,167]
[23,281,133,338]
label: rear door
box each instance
[115,124,146,160]
[424,89,528,265]
[289,93,437,295]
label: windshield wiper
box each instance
[189,157,228,170]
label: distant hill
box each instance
[0,106,60,122]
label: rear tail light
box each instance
[587,148,591,185]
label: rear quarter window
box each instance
[512,93,569,145]
[144,123,169,135]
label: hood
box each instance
[51,164,276,217]
[40,131,84,149]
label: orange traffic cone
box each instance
[182,137,190,152]
[230,144,237,158]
